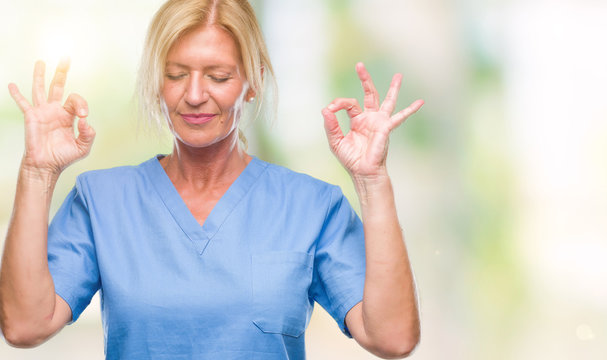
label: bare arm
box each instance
[0,59,95,347]
[345,174,419,359]
[0,166,72,347]
[322,63,423,358]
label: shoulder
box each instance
[253,158,347,213]
[256,158,340,196]
[74,157,156,196]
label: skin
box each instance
[0,24,423,359]
[159,25,255,225]
[323,64,424,358]
[0,58,92,346]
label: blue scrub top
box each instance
[47,156,366,359]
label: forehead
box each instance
[167,25,242,68]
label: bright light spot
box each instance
[33,16,100,75]
[38,26,77,68]
[576,324,595,341]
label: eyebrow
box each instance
[165,62,236,71]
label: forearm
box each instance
[353,171,419,355]
[0,163,60,344]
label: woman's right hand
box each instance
[8,58,95,176]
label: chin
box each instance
[171,125,239,150]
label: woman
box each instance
[0,0,423,359]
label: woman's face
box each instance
[162,25,252,149]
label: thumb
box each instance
[76,117,96,155]
[322,107,344,152]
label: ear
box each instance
[245,86,256,102]
[245,65,264,102]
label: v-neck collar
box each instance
[142,155,268,255]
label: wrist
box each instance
[19,161,60,186]
[351,170,392,203]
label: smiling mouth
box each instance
[180,113,216,125]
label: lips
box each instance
[180,113,216,125]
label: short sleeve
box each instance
[47,177,100,323]
[310,185,366,338]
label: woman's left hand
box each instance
[322,62,423,179]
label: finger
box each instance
[48,57,70,103]
[390,99,424,130]
[63,93,89,118]
[75,117,96,156]
[327,98,363,118]
[356,62,379,111]
[321,107,344,152]
[8,83,32,114]
[32,60,47,106]
[379,73,402,115]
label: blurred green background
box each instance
[1,0,607,359]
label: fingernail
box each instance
[79,109,86,117]
[328,104,336,110]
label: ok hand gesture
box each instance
[322,63,423,179]
[8,59,95,176]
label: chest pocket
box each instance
[251,251,314,338]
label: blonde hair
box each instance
[136,0,276,142]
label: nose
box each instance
[184,74,210,107]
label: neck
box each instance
[161,131,251,190]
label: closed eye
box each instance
[209,75,230,83]
[166,73,187,80]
